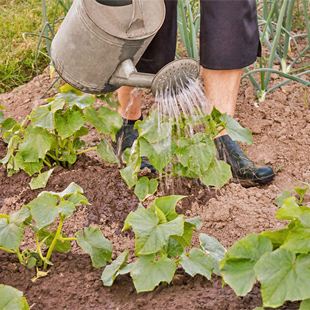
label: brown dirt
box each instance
[0,61,309,309]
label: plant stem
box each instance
[34,232,46,262]
[16,250,23,264]
[59,237,77,241]
[0,247,15,254]
[44,215,65,269]
[76,146,97,155]
[42,158,52,168]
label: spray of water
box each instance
[152,74,217,190]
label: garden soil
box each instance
[0,63,309,310]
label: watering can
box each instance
[51,0,200,95]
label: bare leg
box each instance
[203,68,243,136]
[117,86,142,120]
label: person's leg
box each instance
[114,0,178,170]
[200,0,274,186]
[116,0,178,120]
[117,86,142,120]
[203,68,243,135]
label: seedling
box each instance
[0,85,122,188]
[121,107,253,193]
[101,195,226,292]
[220,184,310,308]
[0,182,112,272]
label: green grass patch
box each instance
[0,0,62,94]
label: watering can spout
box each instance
[109,58,200,95]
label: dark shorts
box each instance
[136,0,261,73]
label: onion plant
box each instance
[23,0,71,96]
[244,0,310,101]
[177,0,310,101]
[177,0,200,61]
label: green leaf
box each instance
[0,285,29,310]
[38,229,71,253]
[260,227,290,250]
[43,182,84,199]
[294,185,309,203]
[101,249,130,286]
[30,105,54,130]
[0,111,4,124]
[55,109,85,139]
[0,135,21,165]
[300,299,310,310]
[220,234,273,296]
[199,233,226,276]
[76,227,112,268]
[29,168,54,190]
[180,248,214,279]
[185,216,203,229]
[134,177,158,201]
[85,107,122,140]
[280,225,310,253]
[172,162,198,179]
[2,122,21,144]
[59,84,83,95]
[172,221,196,248]
[176,134,215,175]
[123,208,184,255]
[1,118,17,136]
[74,125,89,138]
[274,190,291,207]
[28,193,75,229]
[136,114,171,143]
[67,193,90,206]
[220,114,253,144]
[200,160,232,188]
[60,150,77,164]
[131,254,177,293]
[0,207,30,251]
[120,142,141,189]
[50,99,65,113]
[23,159,44,176]
[167,237,184,258]
[276,196,310,222]
[150,195,185,221]
[139,137,176,173]
[97,138,119,164]
[254,249,310,308]
[19,125,53,162]
[53,90,94,109]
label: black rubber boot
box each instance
[214,135,275,187]
[113,122,156,173]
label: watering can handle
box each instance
[126,0,146,38]
[95,0,132,6]
[96,0,146,38]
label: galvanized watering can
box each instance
[51,0,199,95]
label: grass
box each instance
[0,0,57,94]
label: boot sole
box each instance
[231,174,275,188]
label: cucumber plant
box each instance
[220,183,310,308]
[0,182,112,272]
[101,195,226,293]
[0,85,122,188]
[121,107,253,196]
